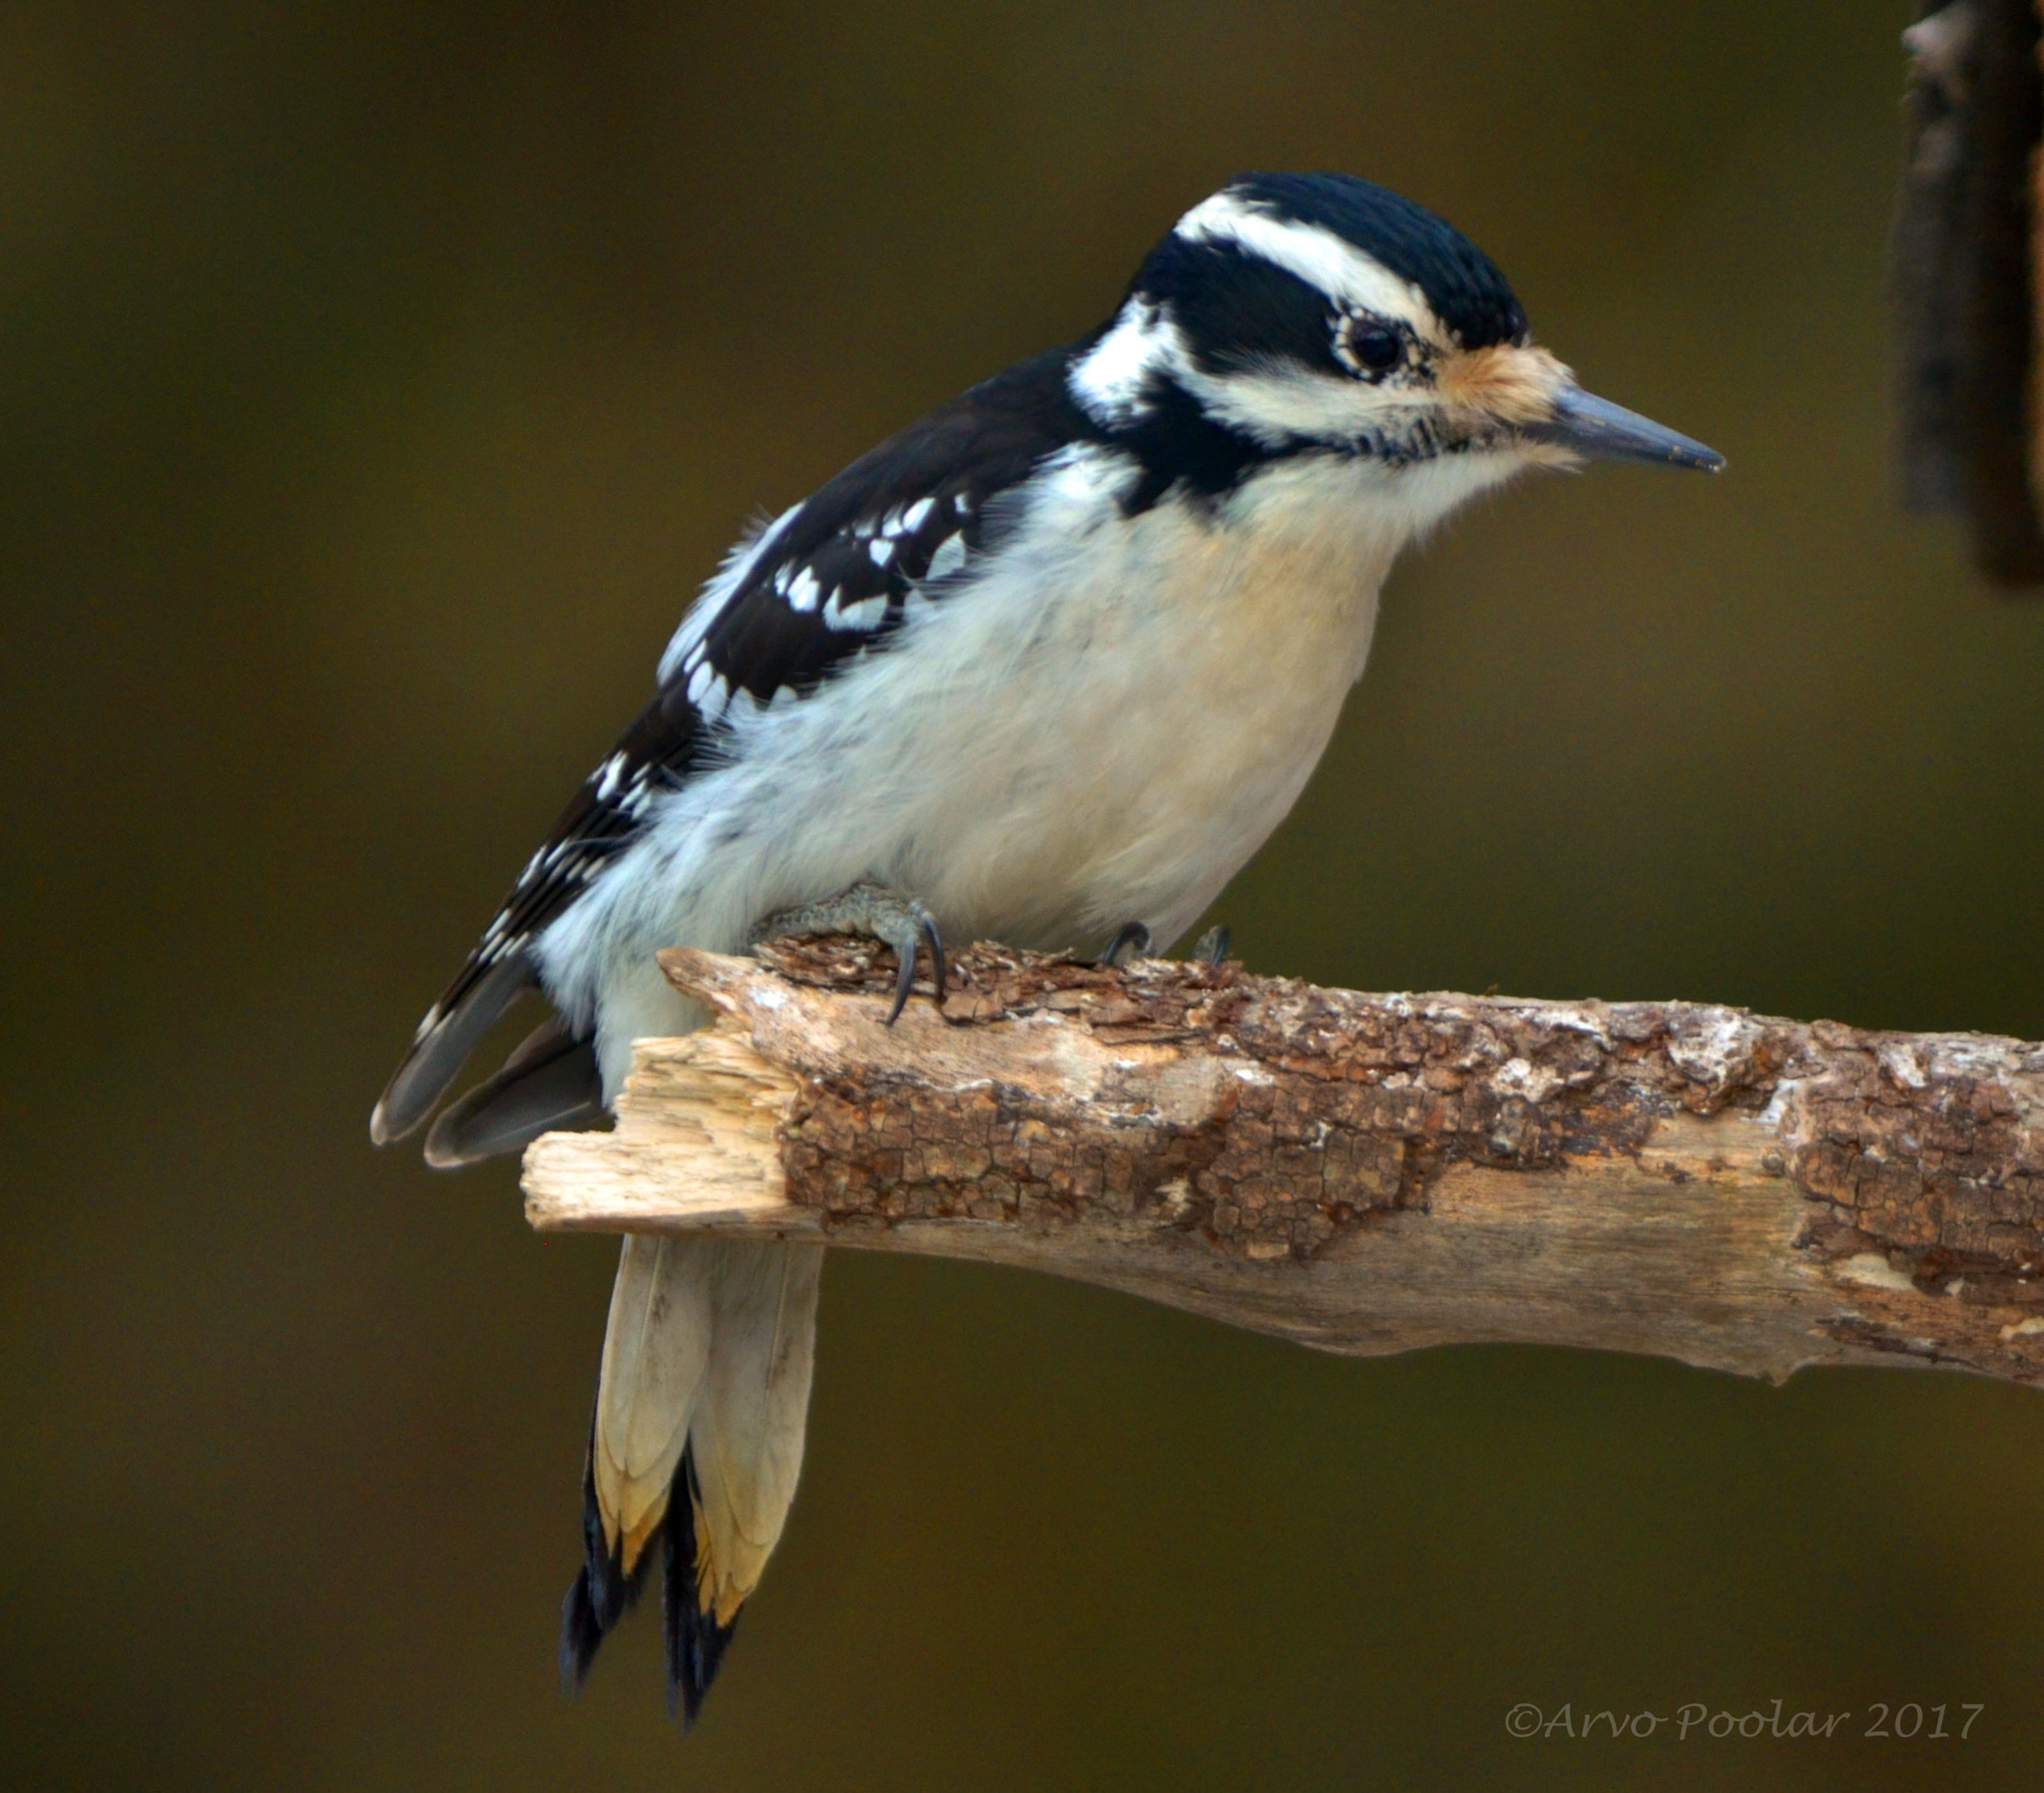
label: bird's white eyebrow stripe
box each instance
[1175,191,1430,330]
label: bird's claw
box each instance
[887,899,945,1025]
[1100,921,1152,969]
[748,880,946,1025]
[1103,921,1230,971]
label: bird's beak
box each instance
[1529,385,1725,472]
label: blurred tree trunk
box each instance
[524,941,2044,1391]
[1896,0,2044,583]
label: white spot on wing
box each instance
[826,594,888,633]
[725,685,775,723]
[657,501,801,686]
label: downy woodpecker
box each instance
[370,171,1722,1723]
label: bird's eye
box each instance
[1343,320,1404,375]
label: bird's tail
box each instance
[561,1234,823,1724]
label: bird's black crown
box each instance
[1140,171,1528,353]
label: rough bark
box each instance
[523,941,2044,1387]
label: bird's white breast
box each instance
[886,448,1404,950]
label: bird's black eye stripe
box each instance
[1337,314,1406,378]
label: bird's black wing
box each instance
[371,347,1094,1147]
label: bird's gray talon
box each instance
[1102,921,1152,969]
[1192,924,1232,967]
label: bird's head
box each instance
[1069,172,1721,517]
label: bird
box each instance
[369,170,1722,1724]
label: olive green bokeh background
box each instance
[7,4,2043,1788]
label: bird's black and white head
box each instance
[1069,172,1720,531]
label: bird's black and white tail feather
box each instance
[559,1426,741,1727]
[561,1419,654,1683]
[666,1444,742,1724]
[559,1236,819,1721]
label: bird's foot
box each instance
[1099,921,1232,970]
[748,880,946,1025]
[1099,921,1152,969]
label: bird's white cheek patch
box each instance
[1178,362,1398,450]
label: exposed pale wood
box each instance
[523,942,2044,1387]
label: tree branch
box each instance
[522,941,2044,1387]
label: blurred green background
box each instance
[6,3,2043,1788]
